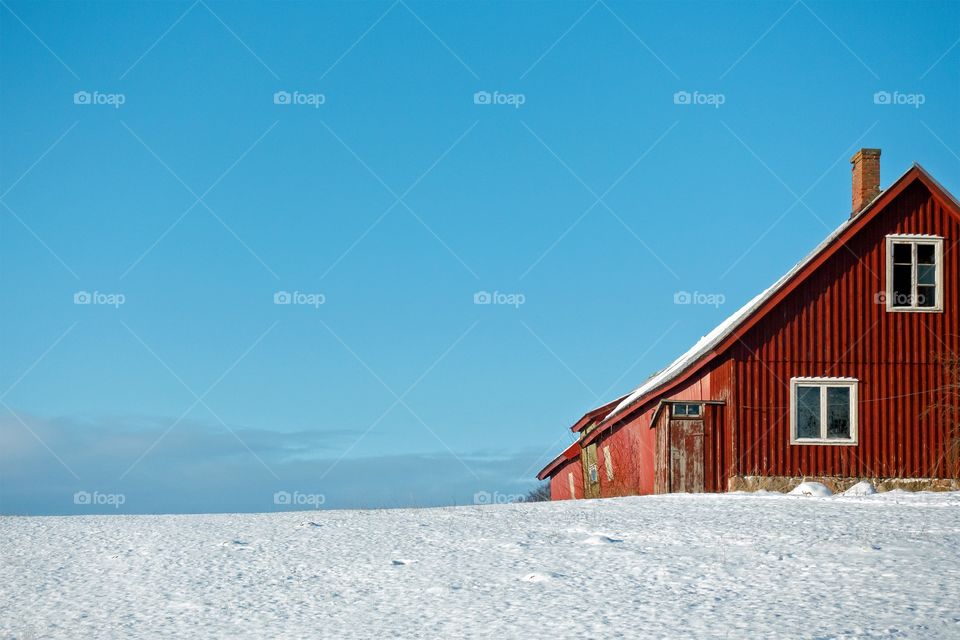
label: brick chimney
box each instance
[850,148,881,215]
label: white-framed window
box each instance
[886,235,943,312]
[588,464,599,483]
[671,403,702,418]
[602,445,614,480]
[790,377,858,445]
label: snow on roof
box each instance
[603,165,921,423]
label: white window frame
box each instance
[602,445,614,480]
[885,235,944,313]
[789,377,859,445]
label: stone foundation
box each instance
[728,475,960,494]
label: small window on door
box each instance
[671,403,702,418]
[790,378,858,444]
[886,236,943,311]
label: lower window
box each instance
[790,377,858,444]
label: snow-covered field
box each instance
[3,491,960,639]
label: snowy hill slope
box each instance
[3,491,960,639]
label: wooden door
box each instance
[669,420,704,493]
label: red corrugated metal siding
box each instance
[732,180,959,479]
[703,403,727,492]
[707,358,734,490]
[549,457,583,500]
[593,358,734,496]
[596,410,656,496]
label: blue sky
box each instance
[1,0,958,514]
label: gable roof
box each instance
[536,440,580,481]
[570,396,627,432]
[595,164,960,433]
[584,164,960,444]
[538,162,960,470]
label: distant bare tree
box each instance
[521,483,551,502]
[928,351,960,479]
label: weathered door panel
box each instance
[581,443,601,498]
[668,420,704,493]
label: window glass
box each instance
[918,286,936,308]
[892,264,912,306]
[796,386,821,439]
[892,242,912,263]
[917,244,935,264]
[826,387,851,439]
[918,264,936,286]
[672,403,703,417]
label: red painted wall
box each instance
[595,410,656,496]
[731,180,959,479]
[549,457,583,500]
[592,357,734,496]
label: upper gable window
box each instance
[886,236,943,312]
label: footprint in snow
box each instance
[222,539,250,548]
[583,534,623,545]
[522,573,551,582]
[298,521,322,528]
[391,559,414,566]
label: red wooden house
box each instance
[538,149,959,499]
